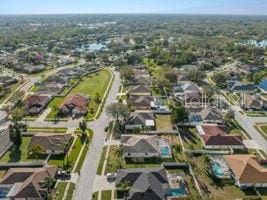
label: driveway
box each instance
[93,175,116,193]
[74,70,121,200]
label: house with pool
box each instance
[115,167,188,200]
[120,135,172,162]
[224,155,267,188]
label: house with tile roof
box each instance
[188,107,224,125]
[196,125,245,150]
[125,112,155,130]
[224,155,267,188]
[60,94,89,116]
[0,165,57,199]
[25,94,52,115]
[28,133,72,155]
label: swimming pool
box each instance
[211,162,224,177]
[160,147,170,156]
[167,188,187,197]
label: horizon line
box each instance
[0,12,267,16]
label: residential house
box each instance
[128,85,151,96]
[28,133,72,155]
[224,155,267,188]
[188,107,224,125]
[36,83,65,95]
[229,81,257,94]
[242,94,263,110]
[25,94,52,115]
[60,94,89,116]
[131,76,151,85]
[0,76,18,87]
[0,165,57,199]
[128,96,154,110]
[172,82,200,99]
[125,112,155,130]
[196,125,244,150]
[115,168,170,200]
[16,64,45,74]
[44,75,68,86]
[121,135,171,161]
[0,127,11,157]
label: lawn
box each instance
[155,114,173,131]
[55,182,67,200]
[65,183,75,200]
[179,127,203,150]
[27,127,68,134]
[97,146,108,175]
[49,130,92,172]
[256,124,267,140]
[46,69,112,120]
[0,136,47,163]
[101,190,112,200]
[0,82,21,104]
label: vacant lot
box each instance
[155,114,173,131]
[46,69,111,120]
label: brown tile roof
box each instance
[28,133,72,152]
[224,155,267,184]
[200,125,243,146]
[25,94,51,106]
[60,94,88,113]
[129,85,151,94]
[0,165,57,199]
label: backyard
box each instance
[180,127,203,150]
[46,69,112,120]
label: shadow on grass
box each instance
[179,127,200,146]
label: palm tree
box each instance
[79,120,88,142]
[114,145,124,169]
[43,177,56,194]
[119,180,130,199]
[28,145,44,160]
[203,154,211,171]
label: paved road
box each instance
[74,71,120,200]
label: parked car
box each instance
[107,173,116,182]
[56,170,71,179]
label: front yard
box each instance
[255,124,267,140]
[46,69,112,120]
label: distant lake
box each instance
[75,43,108,53]
[241,40,267,48]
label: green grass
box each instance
[27,127,68,134]
[55,182,67,200]
[101,190,112,200]
[92,192,99,200]
[49,136,83,169]
[66,183,75,200]
[180,128,203,150]
[0,82,21,104]
[155,114,173,131]
[97,146,108,175]
[256,125,267,140]
[46,69,112,120]
[74,130,93,172]
[0,136,46,162]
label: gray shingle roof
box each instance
[116,168,169,200]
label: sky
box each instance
[0,0,267,15]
